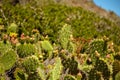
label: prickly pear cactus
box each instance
[7,23,18,33]
[89,68,103,80]
[89,58,110,80]
[113,60,120,80]
[0,41,12,55]
[41,40,53,51]
[95,59,110,80]
[87,39,107,62]
[59,24,72,50]
[17,43,35,58]
[64,75,76,80]
[27,72,41,80]
[115,71,120,80]
[14,68,28,80]
[67,41,76,53]
[62,57,78,75]
[37,66,46,80]
[0,63,4,74]
[114,53,120,61]
[0,49,17,74]
[41,40,53,59]
[49,57,63,80]
[22,55,40,73]
[88,39,107,54]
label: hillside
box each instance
[57,0,120,26]
[0,0,120,80]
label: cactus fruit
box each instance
[64,75,76,80]
[22,55,40,73]
[49,57,62,80]
[0,49,17,74]
[62,57,78,75]
[59,24,72,50]
[17,44,35,58]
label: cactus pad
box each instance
[95,59,110,80]
[113,60,120,80]
[17,44,35,58]
[115,71,120,80]
[0,49,17,73]
[59,24,72,50]
[22,55,40,73]
[89,68,103,80]
[41,40,53,51]
[64,75,76,80]
[62,57,78,75]
[49,57,62,80]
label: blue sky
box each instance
[93,0,120,16]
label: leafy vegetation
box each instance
[0,0,120,79]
